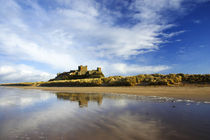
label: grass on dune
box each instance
[1,74,210,87]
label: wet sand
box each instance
[4,86,210,102]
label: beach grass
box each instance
[0,74,209,87]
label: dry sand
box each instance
[4,86,210,102]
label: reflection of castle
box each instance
[56,93,103,107]
[50,65,104,81]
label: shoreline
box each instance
[2,86,210,102]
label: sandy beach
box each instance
[4,86,210,102]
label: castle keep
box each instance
[50,65,104,81]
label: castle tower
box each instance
[97,67,101,72]
[78,65,87,75]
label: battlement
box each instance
[78,65,87,72]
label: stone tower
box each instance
[78,65,87,75]
[97,67,101,72]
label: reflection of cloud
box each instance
[1,96,168,139]
[1,90,170,138]
[115,99,128,107]
[0,88,188,139]
[0,88,53,107]
[0,99,79,137]
[96,112,164,140]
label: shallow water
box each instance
[0,87,210,140]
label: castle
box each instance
[50,65,104,81]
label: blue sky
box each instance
[0,0,210,83]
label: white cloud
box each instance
[193,20,201,24]
[0,29,77,69]
[0,0,208,82]
[110,63,170,75]
[0,64,55,83]
[162,30,186,38]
